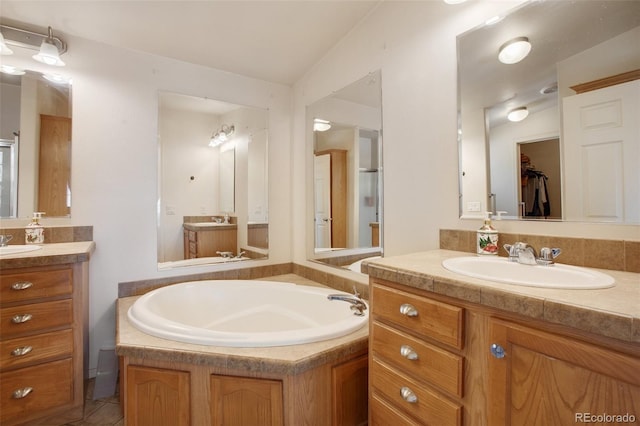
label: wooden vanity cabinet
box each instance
[0,262,89,425]
[488,318,640,425]
[369,278,640,426]
[183,227,238,258]
[122,348,368,426]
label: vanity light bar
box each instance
[0,24,67,55]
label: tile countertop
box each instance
[0,241,96,269]
[364,250,640,343]
[116,274,369,376]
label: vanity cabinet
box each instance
[369,278,640,425]
[125,365,191,426]
[0,262,89,425]
[121,349,368,426]
[488,318,640,425]
[183,226,237,258]
[369,282,464,426]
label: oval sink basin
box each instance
[442,256,615,289]
[0,245,42,256]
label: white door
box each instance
[563,80,639,222]
[314,154,332,248]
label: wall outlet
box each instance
[467,201,481,212]
[165,205,175,215]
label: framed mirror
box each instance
[0,69,72,218]
[307,71,383,271]
[458,0,640,223]
[157,92,268,269]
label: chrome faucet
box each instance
[216,251,234,258]
[503,242,561,266]
[0,234,13,247]
[235,251,246,259]
[327,288,367,316]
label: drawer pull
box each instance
[399,303,418,317]
[11,346,33,357]
[11,314,33,324]
[400,344,419,360]
[400,386,418,403]
[11,281,33,290]
[12,387,33,399]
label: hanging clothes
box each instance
[523,170,550,217]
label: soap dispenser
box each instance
[25,212,45,244]
[477,212,498,255]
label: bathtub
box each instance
[127,280,368,347]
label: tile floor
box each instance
[63,379,123,426]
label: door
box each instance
[563,80,639,222]
[314,154,332,249]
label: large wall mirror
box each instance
[1,69,72,218]
[157,92,268,269]
[307,70,383,272]
[458,1,640,223]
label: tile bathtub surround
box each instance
[119,262,369,301]
[440,229,640,273]
[0,226,93,244]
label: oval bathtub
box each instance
[127,280,368,347]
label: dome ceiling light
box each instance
[498,36,531,64]
[507,107,529,122]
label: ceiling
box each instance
[0,0,380,85]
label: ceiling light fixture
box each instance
[1,65,25,75]
[443,0,468,4]
[313,118,331,132]
[0,24,67,66]
[209,124,235,147]
[498,36,531,64]
[507,107,529,122]
[0,32,13,55]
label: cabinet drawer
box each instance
[0,268,72,305]
[1,299,73,339]
[372,284,464,349]
[370,393,420,426]
[372,321,463,397]
[0,358,74,423]
[0,329,73,370]
[371,359,462,426]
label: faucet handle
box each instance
[540,247,561,260]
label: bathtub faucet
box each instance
[327,288,367,316]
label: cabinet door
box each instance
[488,319,640,425]
[333,354,368,426]
[126,365,190,426]
[210,375,283,426]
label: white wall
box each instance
[0,35,292,376]
[292,0,639,280]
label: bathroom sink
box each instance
[0,245,42,256]
[442,256,615,289]
[189,222,231,227]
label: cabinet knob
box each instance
[11,346,33,357]
[399,303,418,317]
[12,387,33,399]
[11,314,33,324]
[400,386,418,403]
[490,343,506,359]
[400,345,419,360]
[11,281,33,291]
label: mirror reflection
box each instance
[307,71,383,271]
[458,0,640,223]
[0,69,72,218]
[157,92,268,268]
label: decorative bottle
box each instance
[25,212,45,244]
[477,212,498,255]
